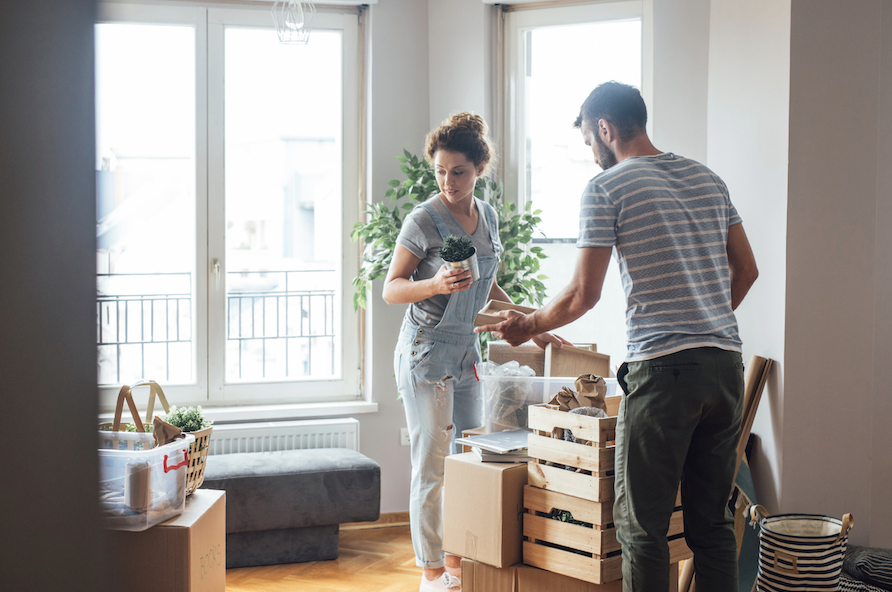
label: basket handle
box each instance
[163,449,190,473]
[749,504,768,527]
[112,384,145,432]
[835,513,854,544]
[111,380,171,432]
[138,379,171,425]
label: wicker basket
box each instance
[99,380,212,496]
[185,426,213,496]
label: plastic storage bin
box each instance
[477,363,618,432]
[98,431,194,532]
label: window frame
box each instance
[96,2,362,412]
[501,1,649,213]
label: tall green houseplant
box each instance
[351,150,549,355]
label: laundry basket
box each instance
[750,504,854,592]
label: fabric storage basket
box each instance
[750,504,854,592]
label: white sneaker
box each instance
[419,572,461,591]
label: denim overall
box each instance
[394,197,501,569]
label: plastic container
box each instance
[98,431,194,531]
[477,363,618,432]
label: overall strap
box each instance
[417,201,452,242]
[478,198,501,256]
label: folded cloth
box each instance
[840,574,891,592]
[844,546,892,592]
[575,374,608,413]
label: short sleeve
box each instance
[719,178,743,226]
[395,207,432,260]
[577,179,618,248]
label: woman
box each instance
[383,112,560,592]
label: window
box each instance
[96,3,361,409]
[503,2,647,368]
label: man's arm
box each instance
[727,223,758,310]
[475,246,613,346]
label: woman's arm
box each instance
[382,245,473,305]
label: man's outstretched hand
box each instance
[475,310,571,349]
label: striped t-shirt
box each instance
[578,152,743,361]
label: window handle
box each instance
[212,259,221,292]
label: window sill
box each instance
[98,400,379,425]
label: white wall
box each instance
[650,0,710,164]
[707,0,791,513]
[428,0,496,127]
[0,1,109,590]
[359,0,430,513]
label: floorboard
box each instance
[225,526,421,592]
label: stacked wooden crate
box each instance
[522,396,693,585]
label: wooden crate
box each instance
[527,398,620,502]
[523,486,690,585]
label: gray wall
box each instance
[708,0,892,546]
[706,0,792,514]
[784,0,891,546]
[0,1,108,590]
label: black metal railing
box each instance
[97,269,337,385]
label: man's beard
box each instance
[595,133,618,170]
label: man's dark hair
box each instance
[573,81,647,142]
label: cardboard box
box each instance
[461,558,678,592]
[443,452,527,568]
[106,489,226,592]
[461,559,520,592]
[474,299,538,326]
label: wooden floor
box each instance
[225,525,422,592]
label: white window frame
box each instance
[502,1,651,210]
[96,2,362,412]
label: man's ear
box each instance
[599,119,618,144]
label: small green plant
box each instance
[351,150,548,314]
[163,405,213,433]
[439,235,475,262]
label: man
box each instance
[476,81,759,592]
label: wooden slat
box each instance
[528,461,614,502]
[545,343,611,377]
[524,485,612,526]
[528,403,618,444]
[523,540,620,584]
[524,513,612,555]
[527,433,615,473]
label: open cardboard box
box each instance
[474,299,537,326]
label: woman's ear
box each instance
[476,163,486,177]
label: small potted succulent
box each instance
[439,235,479,282]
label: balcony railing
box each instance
[97,269,336,386]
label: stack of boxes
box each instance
[443,343,690,591]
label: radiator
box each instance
[207,418,359,455]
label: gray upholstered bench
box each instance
[200,448,380,568]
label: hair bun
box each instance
[448,112,487,137]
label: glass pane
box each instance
[224,27,342,383]
[526,19,641,367]
[95,23,196,386]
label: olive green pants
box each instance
[614,347,744,592]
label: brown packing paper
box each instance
[575,374,608,413]
[153,415,187,447]
[548,387,581,411]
